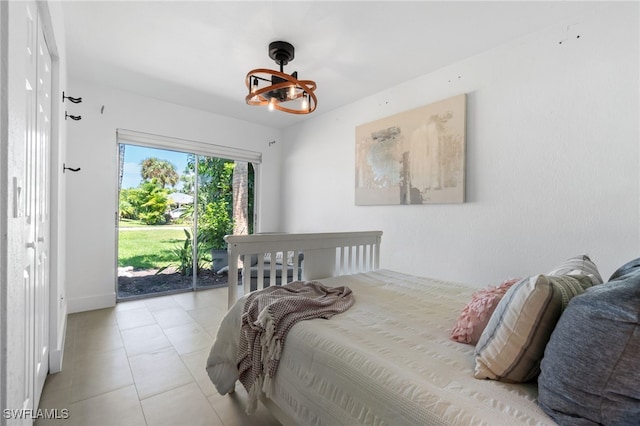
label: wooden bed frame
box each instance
[224,231,382,308]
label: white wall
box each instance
[65,79,283,313]
[281,3,639,286]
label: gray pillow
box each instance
[538,269,640,425]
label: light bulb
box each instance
[249,77,260,102]
[289,85,296,100]
[268,98,275,111]
[301,93,308,110]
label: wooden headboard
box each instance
[224,231,383,308]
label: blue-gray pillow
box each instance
[538,269,640,425]
[609,257,640,281]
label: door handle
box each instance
[26,241,36,249]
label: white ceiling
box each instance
[61,1,601,129]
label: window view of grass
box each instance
[118,218,157,228]
[117,144,253,299]
[118,226,188,270]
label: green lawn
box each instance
[118,219,147,228]
[119,219,189,228]
[118,228,189,270]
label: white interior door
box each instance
[23,1,51,411]
[34,17,52,406]
[23,2,38,411]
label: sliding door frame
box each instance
[115,130,261,299]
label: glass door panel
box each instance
[192,157,253,289]
[117,144,192,299]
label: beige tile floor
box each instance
[36,288,280,426]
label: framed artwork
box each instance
[355,94,466,205]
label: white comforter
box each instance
[207,269,556,426]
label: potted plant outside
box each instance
[200,200,233,272]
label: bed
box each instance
[206,231,640,426]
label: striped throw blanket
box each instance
[237,280,355,413]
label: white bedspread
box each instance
[207,269,556,426]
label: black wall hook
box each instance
[63,163,81,173]
[62,91,82,103]
[65,112,82,121]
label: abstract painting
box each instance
[355,94,466,205]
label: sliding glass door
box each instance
[117,143,255,300]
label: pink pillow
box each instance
[451,278,520,345]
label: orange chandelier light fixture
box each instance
[245,41,317,114]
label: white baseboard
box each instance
[67,292,116,314]
[49,310,67,373]
[49,347,64,374]
[49,303,67,374]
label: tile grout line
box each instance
[112,314,150,426]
